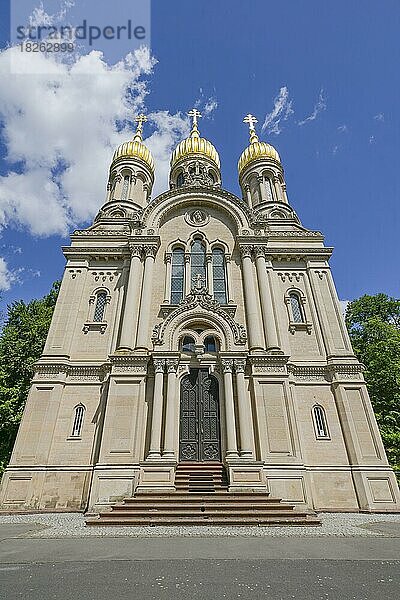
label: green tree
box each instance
[345,294,400,476]
[0,282,60,474]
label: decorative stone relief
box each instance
[185,209,209,227]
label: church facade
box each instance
[1,111,399,513]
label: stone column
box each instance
[148,359,165,459]
[163,253,172,303]
[240,246,265,351]
[184,252,191,295]
[222,359,238,458]
[234,359,254,458]
[118,245,143,351]
[163,359,179,459]
[135,245,157,350]
[273,175,283,203]
[254,246,280,352]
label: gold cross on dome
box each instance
[133,113,147,141]
[243,113,258,131]
[188,108,202,127]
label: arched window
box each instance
[181,336,195,353]
[176,171,185,187]
[212,248,227,304]
[121,175,130,200]
[93,292,107,322]
[191,240,206,289]
[313,405,329,439]
[71,404,85,438]
[170,248,185,304]
[289,292,304,323]
[204,336,217,353]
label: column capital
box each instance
[143,244,158,259]
[153,359,165,373]
[166,359,179,373]
[234,359,246,373]
[239,245,253,259]
[164,252,172,264]
[221,359,234,373]
[253,245,266,259]
[206,252,213,263]
[129,244,143,259]
[184,252,191,263]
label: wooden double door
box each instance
[179,369,221,462]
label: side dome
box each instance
[112,139,154,171]
[111,114,154,172]
[170,109,220,169]
[238,114,280,175]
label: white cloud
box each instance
[0,43,188,237]
[374,113,384,122]
[0,257,17,291]
[262,87,293,135]
[298,88,326,126]
[337,124,348,133]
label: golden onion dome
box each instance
[238,114,280,175]
[112,114,154,172]
[170,108,220,169]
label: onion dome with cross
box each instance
[238,114,281,175]
[169,109,221,189]
[112,114,154,172]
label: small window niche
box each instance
[312,405,330,440]
[181,336,196,353]
[204,336,218,353]
[284,289,312,334]
[70,404,85,439]
[83,289,111,334]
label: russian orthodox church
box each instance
[1,109,399,520]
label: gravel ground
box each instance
[0,511,400,538]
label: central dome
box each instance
[170,109,220,169]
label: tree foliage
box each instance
[0,282,60,473]
[345,294,400,475]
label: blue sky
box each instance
[0,0,399,314]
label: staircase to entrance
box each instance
[86,463,320,526]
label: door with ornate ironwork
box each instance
[179,369,221,462]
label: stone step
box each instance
[87,515,320,526]
[110,502,290,512]
[127,493,275,502]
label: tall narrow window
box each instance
[191,240,206,289]
[176,171,185,187]
[212,248,227,304]
[93,292,107,322]
[313,405,329,439]
[289,292,303,323]
[71,404,85,438]
[265,178,274,201]
[171,248,185,304]
[121,175,130,200]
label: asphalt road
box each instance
[0,525,399,600]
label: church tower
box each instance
[1,110,399,517]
